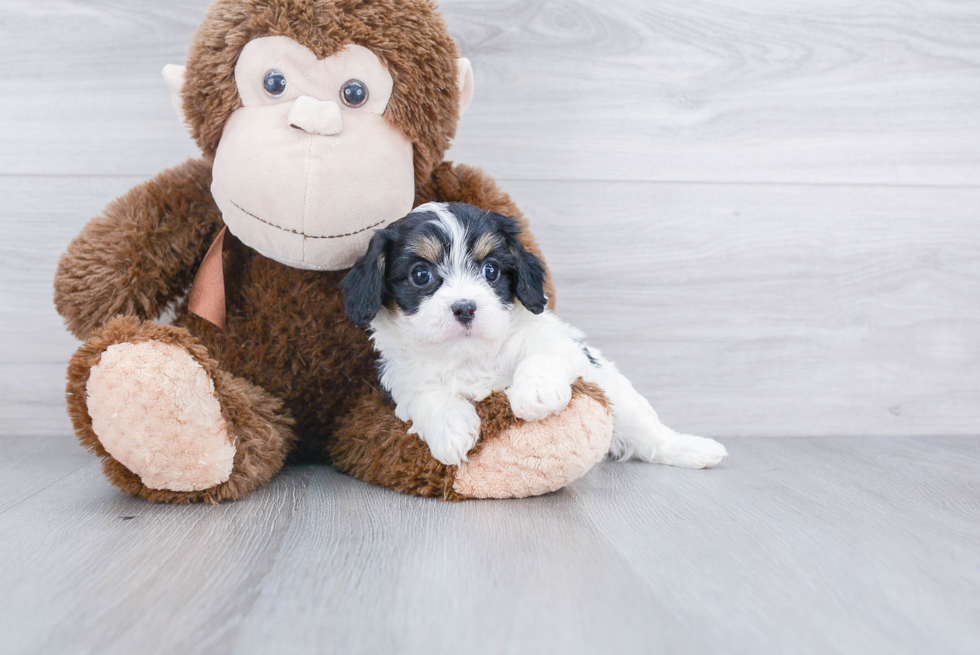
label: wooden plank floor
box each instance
[0,435,977,655]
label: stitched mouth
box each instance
[231,200,386,239]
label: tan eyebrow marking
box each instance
[408,234,444,262]
[473,233,503,261]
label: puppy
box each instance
[343,202,728,469]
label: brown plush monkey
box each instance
[54,0,614,504]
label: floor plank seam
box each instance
[0,458,98,516]
[223,468,316,655]
[565,483,672,593]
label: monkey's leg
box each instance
[66,316,294,504]
[331,380,613,500]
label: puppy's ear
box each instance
[513,242,548,314]
[494,214,548,314]
[342,230,392,328]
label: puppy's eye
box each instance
[340,79,369,108]
[411,264,432,287]
[482,262,500,283]
[263,70,287,98]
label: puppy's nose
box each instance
[288,96,343,136]
[451,300,477,326]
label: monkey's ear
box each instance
[456,58,475,117]
[162,64,189,129]
[342,230,392,328]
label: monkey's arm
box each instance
[54,159,223,341]
[417,162,557,306]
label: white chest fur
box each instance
[372,306,591,403]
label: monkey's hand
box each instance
[54,159,223,340]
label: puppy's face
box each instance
[343,202,547,348]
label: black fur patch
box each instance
[573,338,601,368]
[342,203,549,326]
[442,202,548,314]
[383,214,451,316]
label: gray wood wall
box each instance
[2,0,978,438]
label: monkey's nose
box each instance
[288,96,343,136]
[451,300,477,326]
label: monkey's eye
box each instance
[263,70,287,98]
[482,261,500,283]
[411,264,432,287]
[340,79,369,108]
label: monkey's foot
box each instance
[331,379,613,500]
[455,380,613,498]
[86,341,235,492]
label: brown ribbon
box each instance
[188,227,230,329]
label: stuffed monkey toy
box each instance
[53,0,615,503]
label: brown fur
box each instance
[54,159,222,341]
[330,388,463,501]
[185,0,460,186]
[331,380,608,501]
[408,234,444,263]
[472,232,502,262]
[54,0,587,503]
[66,316,295,504]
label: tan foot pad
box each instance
[454,389,613,499]
[86,341,235,492]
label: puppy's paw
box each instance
[507,372,573,422]
[659,435,728,469]
[415,401,481,466]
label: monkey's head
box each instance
[164,0,474,271]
